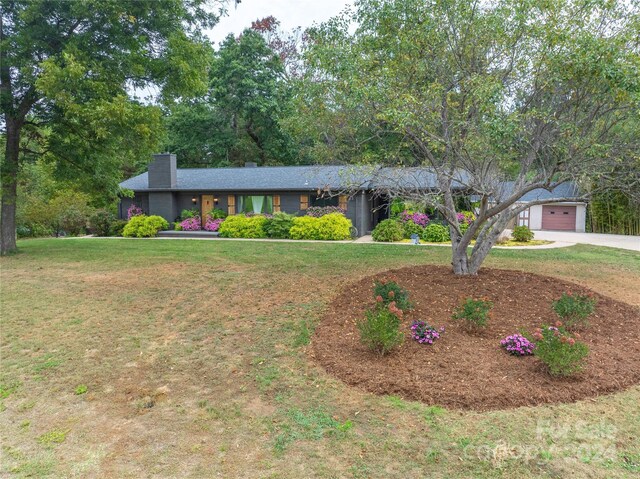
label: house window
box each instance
[310,195,339,208]
[238,195,273,214]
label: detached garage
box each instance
[512,183,587,232]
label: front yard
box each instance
[1,239,639,478]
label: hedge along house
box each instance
[119,154,588,235]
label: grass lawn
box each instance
[1,238,639,478]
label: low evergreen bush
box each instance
[371,219,404,242]
[421,223,450,242]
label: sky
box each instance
[207,0,352,46]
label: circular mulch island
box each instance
[312,265,640,411]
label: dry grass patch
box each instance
[1,238,638,478]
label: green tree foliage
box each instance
[1,0,225,254]
[164,29,298,167]
[304,0,640,274]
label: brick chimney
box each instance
[148,153,177,188]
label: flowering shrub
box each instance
[456,211,475,225]
[500,334,535,356]
[180,216,202,231]
[410,321,445,345]
[452,297,493,331]
[204,217,224,232]
[357,304,404,355]
[373,280,412,311]
[127,204,144,220]
[372,219,404,242]
[530,326,589,376]
[400,211,430,227]
[305,206,346,217]
[552,292,597,330]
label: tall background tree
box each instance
[164,26,298,167]
[0,0,225,254]
[304,0,640,274]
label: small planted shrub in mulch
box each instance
[373,280,412,311]
[552,292,597,330]
[357,303,404,356]
[312,265,640,411]
[530,326,589,377]
[452,297,493,332]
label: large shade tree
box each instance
[0,0,226,254]
[164,28,298,167]
[305,0,640,274]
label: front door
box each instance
[201,195,214,227]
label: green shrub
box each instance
[531,326,589,376]
[389,198,406,218]
[289,213,351,240]
[207,208,228,220]
[122,215,168,238]
[180,208,199,220]
[371,219,404,242]
[452,297,493,331]
[218,214,268,238]
[373,280,412,311]
[110,219,128,236]
[265,212,295,239]
[403,219,425,239]
[552,293,597,330]
[90,210,118,236]
[421,223,450,242]
[357,305,404,355]
[512,225,534,242]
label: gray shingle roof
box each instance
[119,165,374,192]
[119,165,583,201]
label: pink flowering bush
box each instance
[400,211,430,226]
[500,334,535,356]
[180,216,202,231]
[410,321,445,345]
[204,217,224,232]
[530,326,589,376]
[456,211,475,225]
[127,204,144,220]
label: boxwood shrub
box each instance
[264,212,295,239]
[421,223,450,242]
[289,213,351,240]
[372,219,404,242]
[218,214,268,238]
[122,215,169,238]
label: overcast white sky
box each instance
[207,0,352,45]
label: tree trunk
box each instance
[1,121,20,255]
[451,244,473,274]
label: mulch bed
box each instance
[311,265,640,411]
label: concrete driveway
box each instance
[533,231,640,252]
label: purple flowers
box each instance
[456,211,475,225]
[127,204,144,220]
[410,320,445,345]
[400,211,430,227]
[204,217,224,232]
[180,217,202,231]
[500,334,535,356]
